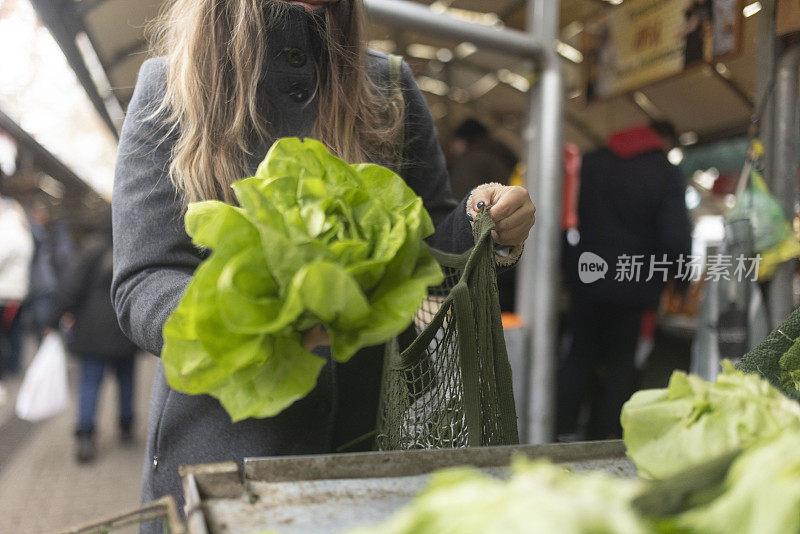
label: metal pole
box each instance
[756,0,778,185]
[364,0,547,63]
[0,108,101,200]
[29,0,119,138]
[520,0,563,444]
[768,44,800,327]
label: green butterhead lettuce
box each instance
[162,138,443,421]
[351,459,652,534]
[621,361,800,479]
[671,430,800,534]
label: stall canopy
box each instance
[0,108,105,205]
[33,0,760,155]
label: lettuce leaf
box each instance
[621,361,800,479]
[351,459,652,534]
[162,138,443,421]
[672,430,800,534]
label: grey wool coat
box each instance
[111,7,473,532]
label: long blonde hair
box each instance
[149,0,404,205]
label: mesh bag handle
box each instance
[376,209,519,450]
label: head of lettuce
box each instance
[161,138,444,422]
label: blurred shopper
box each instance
[26,201,58,341]
[446,118,518,202]
[50,218,75,283]
[112,3,534,526]
[684,0,713,65]
[0,174,34,399]
[558,122,692,440]
[446,118,520,311]
[47,211,139,463]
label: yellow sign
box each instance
[609,0,686,94]
[585,0,742,99]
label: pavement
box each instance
[0,338,157,534]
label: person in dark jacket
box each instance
[684,0,713,65]
[111,3,535,529]
[26,202,59,341]
[48,211,139,463]
[558,121,692,440]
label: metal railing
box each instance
[768,44,800,327]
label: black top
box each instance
[566,147,692,308]
[48,235,138,359]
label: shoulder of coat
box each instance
[365,49,390,76]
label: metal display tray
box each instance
[180,440,635,534]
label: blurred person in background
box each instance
[446,118,518,202]
[558,121,692,441]
[684,0,713,65]
[47,210,139,463]
[446,118,520,311]
[25,201,58,341]
[46,209,76,285]
[0,171,34,402]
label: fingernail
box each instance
[466,212,474,222]
[476,201,486,211]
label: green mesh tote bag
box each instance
[376,208,520,450]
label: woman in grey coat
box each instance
[111,1,535,529]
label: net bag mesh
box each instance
[376,209,519,450]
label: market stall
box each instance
[27,1,800,533]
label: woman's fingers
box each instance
[492,204,536,245]
[468,183,535,246]
[468,186,502,219]
[489,186,530,221]
[469,185,535,246]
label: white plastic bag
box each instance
[15,332,69,422]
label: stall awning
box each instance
[0,107,106,205]
[34,0,760,154]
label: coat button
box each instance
[289,84,310,103]
[286,48,307,68]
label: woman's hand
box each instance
[303,323,330,352]
[468,184,536,246]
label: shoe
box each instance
[75,430,96,463]
[0,382,6,406]
[120,423,134,446]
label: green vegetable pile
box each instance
[621,361,800,479]
[351,459,651,534]
[618,356,800,533]
[668,430,800,534]
[737,307,800,400]
[161,137,443,421]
